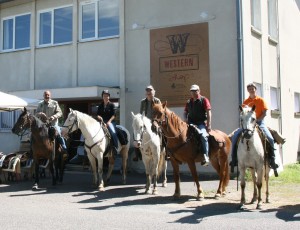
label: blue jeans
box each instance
[54,125,67,150]
[192,123,209,156]
[107,122,118,149]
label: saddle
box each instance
[116,126,128,145]
[208,130,226,147]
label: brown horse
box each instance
[12,108,67,190]
[152,102,231,200]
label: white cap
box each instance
[190,84,200,91]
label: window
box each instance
[251,0,261,31]
[270,86,279,110]
[80,0,119,41]
[0,110,21,131]
[2,14,30,51]
[255,82,262,97]
[38,6,72,46]
[295,92,300,113]
[268,0,278,39]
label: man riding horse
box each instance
[36,90,67,152]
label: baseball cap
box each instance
[190,84,200,91]
[145,85,154,91]
[247,83,257,89]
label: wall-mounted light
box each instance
[132,23,145,30]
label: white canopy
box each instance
[0,91,39,112]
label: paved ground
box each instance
[0,168,299,230]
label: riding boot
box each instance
[201,153,209,166]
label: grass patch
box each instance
[270,163,300,184]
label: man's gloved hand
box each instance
[49,116,55,122]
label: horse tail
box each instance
[223,135,231,188]
[157,147,166,178]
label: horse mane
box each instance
[31,114,47,129]
[74,110,98,124]
[165,107,186,130]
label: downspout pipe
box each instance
[236,0,244,105]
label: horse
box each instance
[61,109,130,191]
[152,102,231,200]
[11,108,66,190]
[131,112,167,194]
[237,105,270,210]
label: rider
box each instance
[36,90,67,151]
[133,85,161,161]
[96,89,118,154]
[184,84,211,166]
[230,83,279,173]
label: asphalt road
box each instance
[0,169,299,230]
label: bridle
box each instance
[62,113,79,135]
[13,112,32,138]
[154,109,186,139]
[240,112,256,140]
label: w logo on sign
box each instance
[167,33,190,54]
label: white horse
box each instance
[131,112,167,195]
[62,109,130,191]
[237,105,270,210]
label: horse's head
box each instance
[239,105,257,139]
[152,102,168,124]
[62,108,79,136]
[131,112,145,148]
[12,107,32,136]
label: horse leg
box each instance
[250,168,258,204]
[106,156,115,185]
[87,154,98,188]
[120,147,128,185]
[162,160,168,188]
[97,156,105,192]
[187,161,204,200]
[32,161,39,190]
[256,169,263,210]
[145,174,151,194]
[170,158,181,198]
[265,167,270,203]
[153,174,158,195]
[49,160,56,186]
[239,167,247,210]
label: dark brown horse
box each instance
[152,102,231,200]
[12,108,66,190]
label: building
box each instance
[0,0,299,169]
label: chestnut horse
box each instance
[152,102,231,200]
[12,108,66,190]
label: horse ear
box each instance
[251,105,256,111]
[24,107,27,112]
[131,111,135,118]
[69,108,73,112]
[142,111,145,117]
[162,101,167,108]
[239,105,243,112]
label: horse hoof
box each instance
[146,190,151,194]
[256,204,262,210]
[222,191,227,196]
[162,182,167,188]
[214,194,221,199]
[152,190,158,195]
[98,187,105,192]
[32,184,38,191]
[266,199,270,203]
[239,204,246,210]
[250,198,257,204]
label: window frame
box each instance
[268,0,278,40]
[0,110,21,132]
[1,13,31,52]
[294,92,300,115]
[251,0,261,31]
[37,5,73,48]
[79,0,120,42]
